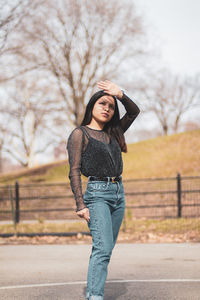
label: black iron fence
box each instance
[0,173,200,224]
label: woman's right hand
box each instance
[76,207,90,222]
[97,80,123,99]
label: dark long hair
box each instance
[81,90,127,152]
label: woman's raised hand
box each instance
[76,207,90,223]
[97,80,123,99]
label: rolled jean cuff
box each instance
[86,292,103,300]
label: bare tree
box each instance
[0,0,29,51]
[138,70,200,135]
[5,0,145,127]
[0,0,43,82]
[0,120,9,172]
[184,121,200,132]
[53,141,68,160]
[2,76,62,167]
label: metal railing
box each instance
[0,173,200,224]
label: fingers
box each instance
[97,80,111,89]
[97,80,121,98]
[83,209,90,222]
[97,81,112,95]
[85,210,90,222]
[76,208,90,223]
[97,80,110,85]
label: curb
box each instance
[0,232,91,238]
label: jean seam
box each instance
[91,205,103,296]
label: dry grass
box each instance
[0,218,199,244]
[0,221,89,234]
[0,218,199,235]
[123,129,200,179]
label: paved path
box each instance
[0,243,200,299]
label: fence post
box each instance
[9,185,16,230]
[177,173,182,218]
[15,181,20,224]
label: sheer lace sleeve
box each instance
[66,127,87,212]
[118,92,140,132]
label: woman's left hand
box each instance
[97,80,123,99]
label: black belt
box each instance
[89,176,121,183]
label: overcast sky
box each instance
[135,0,200,76]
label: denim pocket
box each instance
[83,184,94,204]
[86,182,94,191]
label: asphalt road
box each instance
[0,243,200,300]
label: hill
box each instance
[0,129,199,185]
[122,129,200,179]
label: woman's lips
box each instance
[101,113,109,117]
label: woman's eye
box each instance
[99,102,114,110]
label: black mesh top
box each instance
[66,92,140,211]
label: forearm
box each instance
[66,127,86,212]
[69,173,87,212]
[118,92,140,132]
[118,91,140,115]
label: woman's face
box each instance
[92,95,115,124]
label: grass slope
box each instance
[122,129,200,179]
[0,129,199,185]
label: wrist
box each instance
[117,90,124,100]
[76,206,87,213]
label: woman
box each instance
[67,80,140,300]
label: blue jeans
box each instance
[83,176,125,300]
